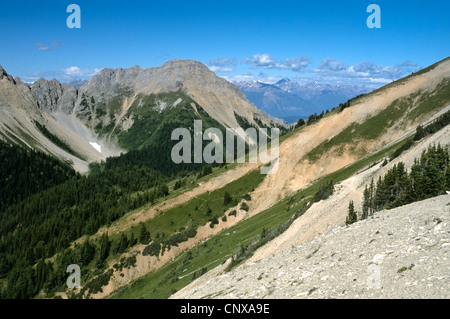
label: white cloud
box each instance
[34,40,63,51]
[50,40,62,47]
[318,58,347,72]
[208,66,234,73]
[285,56,311,71]
[24,66,101,83]
[221,72,282,84]
[243,54,310,71]
[62,66,100,77]
[399,60,418,67]
[35,43,52,51]
[311,57,420,87]
[368,78,393,84]
[208,57,238,73]
[246,54,276,67]
[209,57,237,67]
[221,74,255,82]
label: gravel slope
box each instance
[171,194,450,299]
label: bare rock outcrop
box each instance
[30,78,78,113]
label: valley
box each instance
[0,57,449,300]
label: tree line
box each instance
[347,143,449,225]
[0,140,79,209]
[0,141,173,298]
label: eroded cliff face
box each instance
[31,78,78,113]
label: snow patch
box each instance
[89,142,102,153]
[173,98,182,107]
[157,100,167,111]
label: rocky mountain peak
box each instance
[31,78,77,113]
[0,65,16,83]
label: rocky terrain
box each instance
[248,113,450,263]
[0,66,122,172]
[171,194,450,299]
[1,57,448,299]
[81,57,449,298]
[32,60,282,131]
[0,60,283,172]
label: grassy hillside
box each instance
[110,129,418,299]
[305,77,450,163]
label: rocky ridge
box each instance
[28,60,282,130]
[31,78,78,113]
[0,60,284,172]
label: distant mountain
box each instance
[68,79,88,88]
[235,80,311,121]
[235,79,371,121]
[0,60,286,172]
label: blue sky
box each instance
[0,0,448,87]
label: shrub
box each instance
[389,138,414,161]
[164,228,197,246]
[192,267,207,280]
[209,215,219,228]
[142,241,161,257]
[312,180,334,202]
[240,202,249,212]
[228,210,237,217]
[223,191,232,205]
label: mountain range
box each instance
[0,56,449,300]
[0,60,285,173]
[235,79,371,122]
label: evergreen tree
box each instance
[139,223,151,245]
[118,233,129,254]
[346,200,358,225]
[414,125,425,141]
[362,186,370,220]
[80,240,95,266]
[223,191,232,205]
[295,118,306,129]
[98,233,110,261]
[363,144,449,213]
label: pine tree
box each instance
[223,191,232,205]
[80,240,95,266]
[98,233,110,261]
[129,233,137,247]
[346,200,358,225]
[295,118,306,129]
[362,186,370,220]
[139,223,151,245]
[414,125,425,141]
[118,233,129,254]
